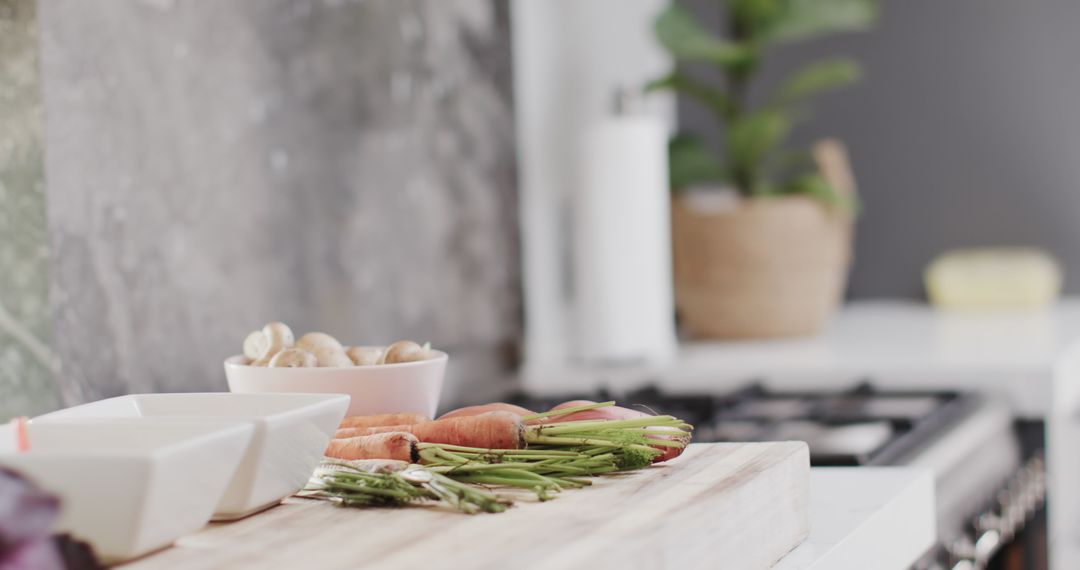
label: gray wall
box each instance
[682,0,1080,298]
[0,0,57,419]
[38,0,519,406]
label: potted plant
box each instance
[648,0,877,338]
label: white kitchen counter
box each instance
[523,299,1080,569]
[523,299,1080,418]
[776,468,936,570]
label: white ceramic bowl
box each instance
[0,419,253,563]
[36,393,349,520]
[224,349,447,418]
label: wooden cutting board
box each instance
[122,443,810,570]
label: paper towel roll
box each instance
[573,110,677,363]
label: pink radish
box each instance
[545,400,650,423]
[547,401,687,463]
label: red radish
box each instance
[13,417,29,452]
[552,400,596,410]
[334,411,525,450]
[544,400,650,424]
[547,401,686,463]
[438,403,535,421]
[339,413,430,429]
[652,444,685,463]
[325,432,418,462]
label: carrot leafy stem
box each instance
[302,461,509,514]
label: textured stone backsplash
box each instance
[0,0,58,419]
[38,0,519,406]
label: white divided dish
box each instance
[0,419,253,563]
[225,350,446,418]
[37,393,349,520]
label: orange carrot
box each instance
[438,403,535,421]
[339,413,430,430]
[335,426,391,438]
[334,411,525,449]
[325,432,419,462]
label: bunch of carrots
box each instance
[306,400,693,511]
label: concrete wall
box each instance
[38,0,519,406]
[681,0,1080,298]
[0,0,58,419]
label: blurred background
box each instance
[679,0,1080,299]
[7,0,1080,414]
[4,1,1080,566]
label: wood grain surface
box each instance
[121,443,810,570]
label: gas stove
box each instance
[489,383,1046,570]
[505,383,976,467]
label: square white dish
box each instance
[36,392,350,520]
[0,419,253,563]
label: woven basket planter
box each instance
[671,191,852,339]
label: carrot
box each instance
[325,432,419,462]
[335,426,393,439]
[438,403,535,421]
[339,413,430,429]
[334,411,525,450]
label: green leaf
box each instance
[668,134,726,190]
[654,5,753,69]
[728,0,786,39]
[726,110,791,192]
[646,70,736,120]
[766,0,877,44]
[773,149,814,174]
[781,172,860,214]
[773,58,860,106]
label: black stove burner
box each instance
[496,383,978,467]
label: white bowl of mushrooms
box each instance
[224,322,447,418]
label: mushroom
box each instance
[262,319,295,351]
[296,332,352,367]
[268,348,317,368]
[313,347,354,367]
[345,346,383,366]
[296,332,344,353]
[242,330,269,360]
[380,340,431,364]
[247,323,293,367]
[261,321,295,356]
